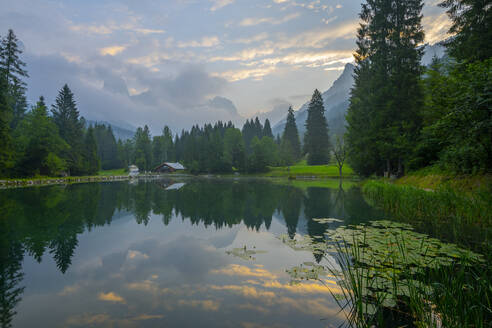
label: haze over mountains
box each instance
[85,42,445,140]
[271,43,446,141]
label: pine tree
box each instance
[0,29,28,88]
[280,106,301,165]
[134,125,152,171]
[439,0,492,62]
[346,0,425,176]
[84,126,100,175]
[0,74,13,176]
[263,119,273,138]
[17,96,68,176]
[51,84,85,175]
[304,89,330,165]
[254,117,263,137]
[0,30,28,130]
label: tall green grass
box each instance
[362,181,492,253]
[356,181,492,327]
[328,229,491,328]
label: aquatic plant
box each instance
[225,246,267,261]
[362,181,492,254]
[280,220,490,327]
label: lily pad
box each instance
[225,245,267,261]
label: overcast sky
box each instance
[0,0,451,133]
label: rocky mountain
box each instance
[250,101,291,126]
[272,43,447,141]
[86,120,136,141]
[272,63,354,140]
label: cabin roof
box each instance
[153,162,185,171]
[165,162,185,170]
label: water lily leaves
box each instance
[277,234,333,254]
[312,218,343,224]
[280,219,484,318]
[225,245,267,261]
[286,262,329,284]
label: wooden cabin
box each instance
[153,162,186,173]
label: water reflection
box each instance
[0,178,383,327]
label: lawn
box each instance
[263,161,355,178]
[98,168,127,176]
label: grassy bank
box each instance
[362,180,492,253]
[343,178,492,327]
[262,161,355,178]
[395,166,492,193]
[98,168,127,176]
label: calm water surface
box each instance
[0,178,384,328]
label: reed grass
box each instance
[362,181,492,253]
[327,229,491,327]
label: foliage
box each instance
[93,124,120,170]
[0,74,13,177]
[223,127,246,171]
[133,125,152,171]
[334,135,347,179]
[151,125,174,168]
[15,97,68,176]
[346,0,425,177]
[84,126,100,175]
[51,84,87,175]
[280,106,301,165]
[362,181,492,254]
[439,0,492,62]
[304,89,331,165]
[281,219,489,327]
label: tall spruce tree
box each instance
[134,125,152,171]
[84,126,100,175]
[263,119,273,138]
[439,0,492,62]
[17,96,68,176]
[0,30,28,130]
[346,0,424,176]
[280,106,301,165]
[304,89,330,165]
[0,74,13,176]
[51,84,85,175]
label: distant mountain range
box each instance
[86,120,136,141]
[272,63,354,140]
[271,43,446,141]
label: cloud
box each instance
[423,12,452,44]
[218,66,277,82]
[98,292,126,303]
[239,13,300,27]
[178,36,220,48]
[100,46,126,56]
[177,299,220,311]
[232,33,269,44]
[24,53,239,133]
[210,0,235,11]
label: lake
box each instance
[0,178,388,328]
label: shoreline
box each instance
[0,173,358,189]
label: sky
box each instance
[0,0,451,133]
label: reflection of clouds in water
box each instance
[207,227,240,248]
[20,234,346,327]
[211,264,277,279]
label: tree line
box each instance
[0,27,334,178]
[121,90,331,174]
[346,0,491,177]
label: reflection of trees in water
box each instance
[0,221,25,328]
[0,179,381,323]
